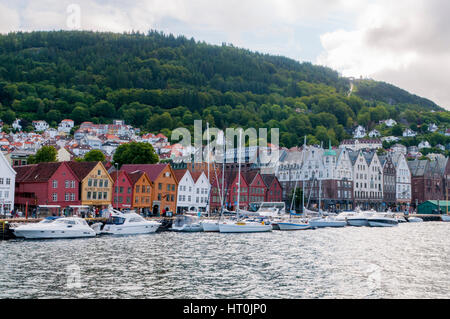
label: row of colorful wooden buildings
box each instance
[11,160,283,216]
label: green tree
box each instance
[83,149,106,162]
[113,142,159,167]
[29,146,57,163]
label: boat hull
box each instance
[219,223,272,233]
[13,228,96,239]
[277,223,311,231]
[171,224,203,232]
[309,219,347,228]
[102,223,160,235]
[201,221,220,232]
[441,215,450,222]
[407,217,423,223]
[347,218,369,227]
[368,219,398,227]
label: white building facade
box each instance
[0,151,16,214]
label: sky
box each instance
[1,0,449,109]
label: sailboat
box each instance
[201,127,226,232]
[307,164,346,228]
[219,129,272,233]
[277,177,311,231]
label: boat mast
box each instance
[206,122,210,217]
[236,129,242,217]
[302,136,306,214]
[220,131,226,220]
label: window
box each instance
[103,192,107,199]
[98,192,103,200]
[136,185,140,193]
[119,187,123,194]
[87,192,91,200]
[93,179,98,187]
[99,180,104,188]
[6,178,11,185]
[104,180,108,187]
[71,193,75,201]
[0,178,3,185]
[65,193,70,201]
[97,170,101,175]
[158,183,162,190]
[128,187,132,194]
[71,180,75,188]
[88,179,92,187]
[52,193,57,201]
[53,180,58,188]
[92,192,97,199]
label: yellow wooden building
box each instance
[67,161,113,208]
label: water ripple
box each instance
[0,223,449,299]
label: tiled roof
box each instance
[121,164,168,182]
[66,161,99,180]
[15,162,63,183]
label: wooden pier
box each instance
[408,214,445,222]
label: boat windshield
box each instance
[106,216,126,225]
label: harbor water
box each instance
[0,222,449,299]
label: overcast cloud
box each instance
[0,0,449,109]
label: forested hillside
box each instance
[0,30,447,147]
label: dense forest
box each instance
[0,30,448,148]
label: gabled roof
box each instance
[15,162,63,182]
[121,164,169,182]
[127,170,148,186]
[66,161,100,181]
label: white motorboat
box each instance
[218,220,272,233]
[101,209,160,235]
[171,215,203,232]
[441,215,450,222]
[12,217,97,239]
[367,213,399,227]
[277,221,311,231]
[309,216,347,228]
[407,217,423,223]
[396,215,408,223]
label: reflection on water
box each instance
[1,223,449,299]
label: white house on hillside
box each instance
[58,119,75,134]
[0,151,16,215]
[32,120,49,132]
[12,119,22,131]
[418,141,431,149]
[403,129,417,138]
[428,123,438,133]
[353,125,366,139]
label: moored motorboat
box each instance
[12,217,97,239]
[367,213,399,227]
[441,215,450,222]
[277,221,311,231]
[407,217,423,223]
[218,220,272,233]
[309,217,347,228]
[101,208,160,235]
[171,215,203,232]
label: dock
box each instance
[408,214,444,222]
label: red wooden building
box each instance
[111,170,133,210]
[14,162,81,212]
